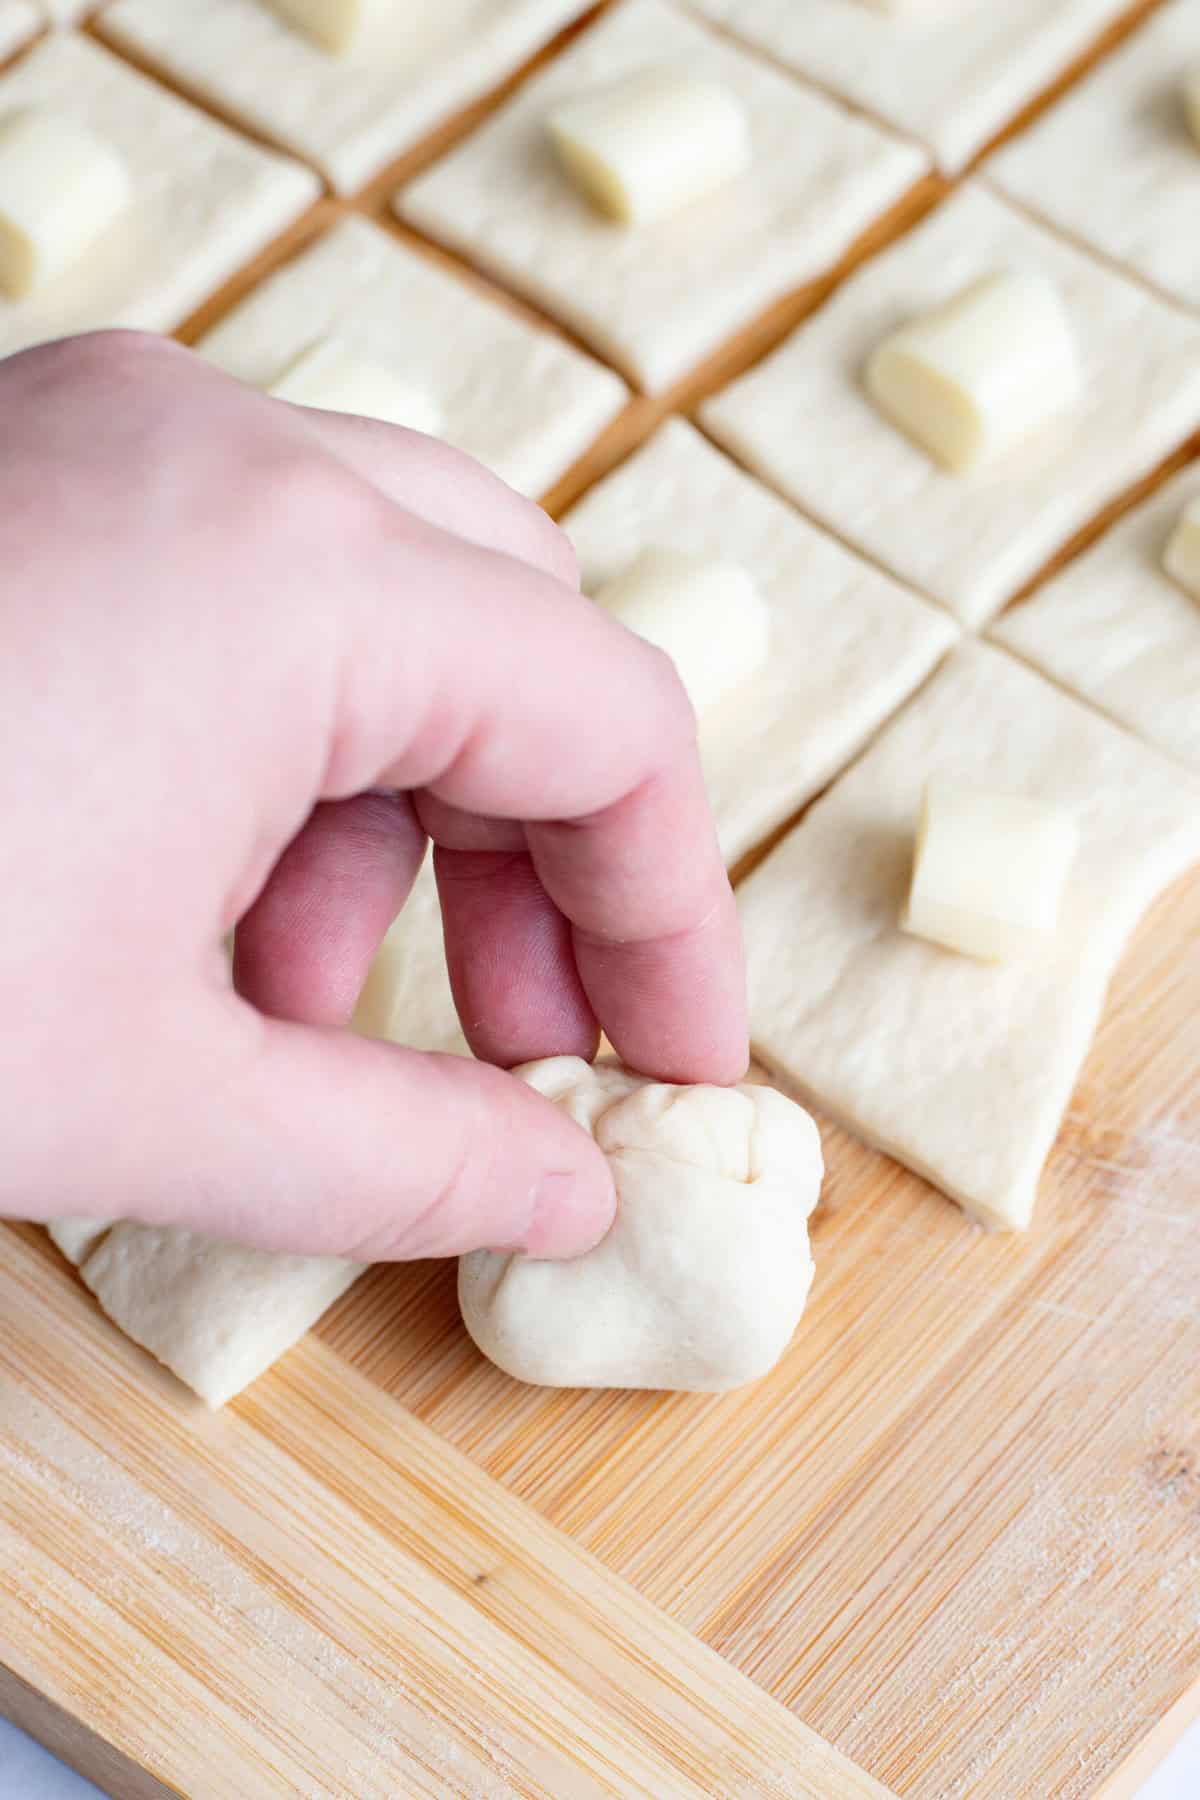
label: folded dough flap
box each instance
[78,1225,362,1408]
[46,1218,115,1266]
[596,1081,823,1196]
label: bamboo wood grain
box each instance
[0,1230,891,1800]
[314,873,1200,1800]
[2,0,1198,1794]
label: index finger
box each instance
[343,514,748,1087]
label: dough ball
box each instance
[458,1057,823,1392]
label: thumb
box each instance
[150,1010,616,1262]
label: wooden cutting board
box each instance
[3,1,1199,1794]
[3,867,1198,1798]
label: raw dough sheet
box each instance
[703,183,1200,629]
[0,2,37,59]
[350,852,467,1060]
[78,1225,362,1408]
[737,640,1200,1231]
[199,215,628,501]
[0,32,319,358]
[991,464,1200,775]
[988,0,1200,316]
[561,419,957,865]
[398,0,927,394]
[98,0,594,194]
[685,0,1134,175]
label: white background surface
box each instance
[1,1710,1198,1796]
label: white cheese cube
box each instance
[594,546,769,716]
[1185,64,1200,148]
[860,0,953,12]
[902,777,1079,962]
[546,67,751,227]
[269,336,442,435]
[1164,496,1200,603]
[0,109,131,299]
[865,269,1080,473]
[266,0,390,54]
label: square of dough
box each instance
[561,419,957,865]
[0,4,39,60]
[0,32,319,357]
[737,640,1200,1231]
[77,1225,362,1407]
[702,183,1200,629]
[991,464,1200,775]
[685,0,1134,174]
[397,0,927,394]
[988,0,1200,317]
[198,214,628,501]
[97,0,595,195]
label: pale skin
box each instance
[1,332,748,1264]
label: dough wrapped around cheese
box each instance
[865,269,1079,472]
[546,66,750,226]
[0,109,130,299]
[458,1057,822,1392]
[594,545,770,716]
[1164,495,1200,603]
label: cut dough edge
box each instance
[737,641,1200,1232]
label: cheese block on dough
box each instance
[562,419,956,868]
[1164,496,1200,602]
[594,545,770,716]
[0,34,320,361]
[987,1,1200,318]
[737,641,1200,1232]
[903,778,1079,962]
[865,270,1079,473]
[198,215,625,502]
[0,109,131,298]
[702,184,1200,628]
[547,67,750,225]
[989,465,1200,774]
[269,335,442,435]
[397,0,927,394]
[267,0,389,54]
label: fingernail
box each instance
[526,1168,615,1260]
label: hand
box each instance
[1,332,747,1263]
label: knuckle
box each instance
[30,328,185,395]
[529,508,580,589]
[248,440,381,542]
[640,640,699,738]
